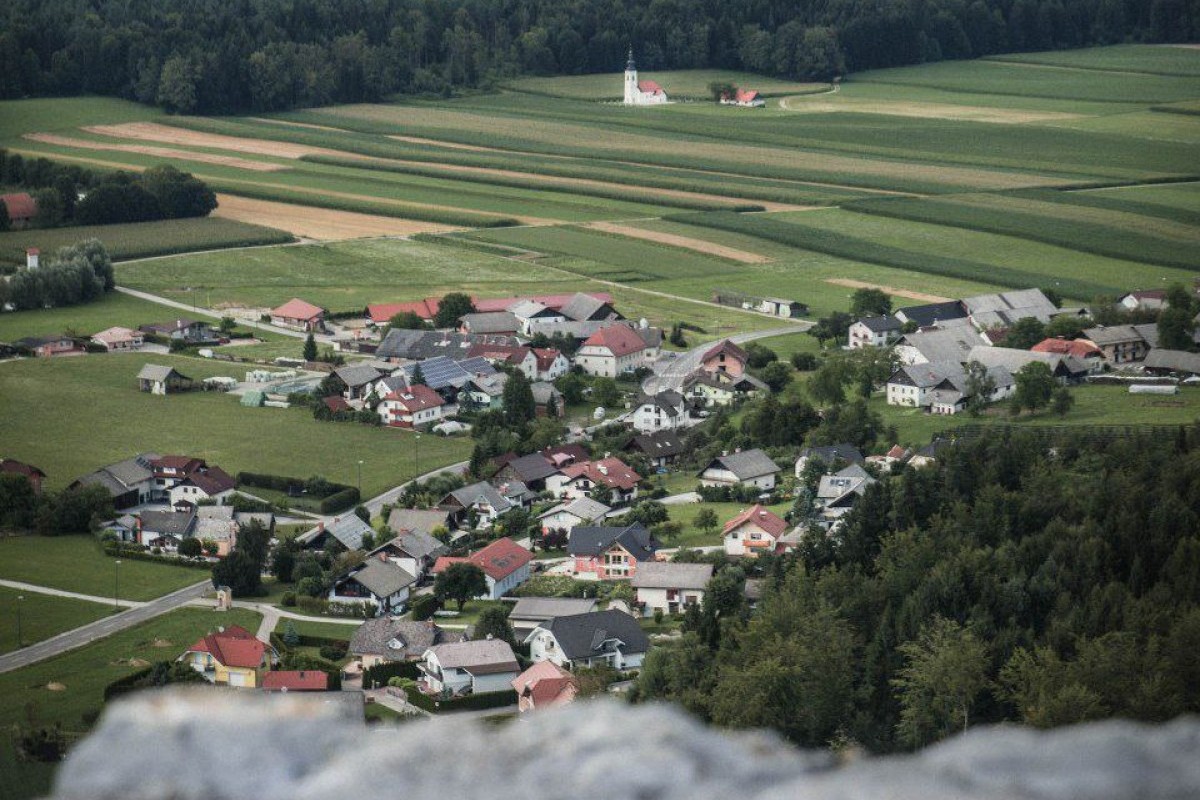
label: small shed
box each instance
[137,364,193,395]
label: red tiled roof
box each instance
[368,294,612,323]
[323,396,351,412]
[262,670,328,691]
[185,625,267,669]
[1032,338,1102,359]
[532,348,563,371]
[272,298,324,321]
[886,445,907,460]
[701,339,748,364]
[154,455,205,471]
[582,325,646,358]
[467,343,532,365]
[385,384,445,412]
[0,459,46,479]
[433,538,532,581]
[735,88,759,103]
[722,504,788,539]
[0,192,36,220]
[512,661,578,709]
[368,300,440,324]
[638,80,664,94]
[431,555,468,574]
[561,457,641,490]
[187,467,236,496]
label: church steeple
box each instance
[626,48,636,72]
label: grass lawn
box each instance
[0,291,205,342]
[364,702,410,724]
[665,500,792,549]
[0,353,473,496]
[0,606,261,800]
[423,599,507,628]
[0,536,207,601]
[0,588,117,654]
[273,617,359,640]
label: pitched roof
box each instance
[890,360,966,390]
[532,381,562,405]
[367,299,439,324]
[181,466,235,496]
[631,561,713,590]
[628,430,687,458]
[298,514,374,549]
[511,660,577,708]
[1032,338,1103,359]
[532,348,564,371]
[560,457,641,490]
[339,558,416,598]
[426,638,519,674]
[376,330,521,361]
[271,298,324,320]
[461,311,519,334]
[499,453,559,483]
[466,537,533,581]
[581,324,646,357]
[1143,348,1200,375]
[92,326,140,344]
[371,529,447,563]
[817,464,876,502]
[385,383,445,413]
[798,444,864,467]
[638,390,685,415]
[967,345,1087,377]
[0,459,46,479]
[139,510,196,537]
[349,618,459,659]
[702,449,779,480]
[537,496,612,524]
[445,481,514,514]
[962,289,1057,326]
[137,364,189,382]
[507,300,554,319]
[722,504,789,538]
[701,339,748,363]
[508,597,599,622]
[560,292,615,322]
[856,315,903,334]
[897,327,986,364]
[895,300,968,328]
[638,80,664,94]
[567,523,660,561]
[386,508,451,535]
[533,610,650,661]
[335,363,383,387]
[0,192,36,219]
[1082,324,1154,347]
[262,670,328,691]
[184,625,267,669]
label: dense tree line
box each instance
[0,239,115,311]
[635,427,1200,751]
[0,473,113,535]
[0,0,1192,114]
[0,150,216,228]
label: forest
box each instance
[634,427,1200,752]
[0,0,1194,113]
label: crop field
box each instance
[0,587,115,654]
[986,45,1200,77]
[506,70,830,99]
[0,354,472,497]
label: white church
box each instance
[623,50,668,106]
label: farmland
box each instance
[506,70,831,100]
[0,291,211,343]
[0,588,115,654]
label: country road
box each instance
[642,324,811,394]
[0,579,211,674]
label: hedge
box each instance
[102,666,155,701]
[363,660,420,689]
[404,687,517,713]
[319,487,361,513]
[102,544,212,569]
[237,472,349,496]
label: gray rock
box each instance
[52,688,1200,800]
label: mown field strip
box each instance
[23,133,286,171]
[777,96,1085,124]
[211,194,460,240]
[824,278,952,303]
[583,221,774,263]
[82,122,358,160]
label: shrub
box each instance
[410,593,440,621]
[319,487,361,514]
[363,660,420,689]
[653,608,664,624]
[319,644,347,661]
[281,591,297,607]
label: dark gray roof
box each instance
[895,300,967,328]
[349,618,460,659]
[400,355,496,391]
[335,364,383,388]
[560,293,616,322]
[890,361,966,390]
[534,610,650,661]
[856,315,902,333]
[631,562,713,590]
[139,510,196,537]
[531,382,562,405]
[798,444,864,466]
[445,481,513,514]
[137,364,188,382]
[299,515,374,549]
[501,453,559,483]
[386,508,451,535]
[338,558,416,598]
[508,597,598,623]
[1144,348,1200,375]
[1082,324,1151,347]
[639,391,684,415]
[461,312,519,334]
[371,529,447,562]
[75,453,158,496]
[703,449,780,480]
[567,523,659,561]
[628,430,687,458]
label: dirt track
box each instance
[24,133,286,171]
[212,194,460,240]
[83,122,358,160]
[778,97,1082,124]
[585,221,772,263]
[825,278,952,303]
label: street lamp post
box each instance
[15,595,23,649]
[357,460,364,496]
[114,560,121,611]
[414,434,421,478]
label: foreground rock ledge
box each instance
[53,689,1200,800]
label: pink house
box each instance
[512,661,577,713]
[700,340,748,378]
[722,504,789,557]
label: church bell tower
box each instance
[624,48,637,105]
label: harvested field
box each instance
[248,117,347,132]
[389,135,513,153]
[211,194,459,240]
[82,122,356,160]
[585,221,773,263]
[824,278,952,303]
[24,132,286,171]
[777,97,1084,124]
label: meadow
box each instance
[0,354,473,496]
[0,290,217,342]
[0,536,205,601]
[505,70,831,99]
[0,587,116,654]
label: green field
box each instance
[0,606,261,800]
[0,588,116,654]
[0,290,212,342]
[0,218,293,267]
[987,45,1200,77]
[506,70,830,99]
[272,617,358,640]
[0,354,473,496]
[0,536,205,601]
[665,500,791,549]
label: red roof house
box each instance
[262,670,329,692]
[432,536,533,599]
[1032,338,1103,361]
[270,298,325,331]
[368,299,440,324]
[0,192,37,226]
[722,504,789,557]
[576,325,650,377]
[552,457,642,505]
[512,660,578,712]
[179,625,276,687]
[380,384,446,428]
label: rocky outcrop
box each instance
[52,689,1200,800]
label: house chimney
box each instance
[25,248,39,269]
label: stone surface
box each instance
[52,689,1200,800]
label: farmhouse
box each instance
[722,504,789,557]
[632,562,713,616]
[526,609,649,671]
[179,625,276,688]
[816,464,877,518]
[139,318,213,343]
[137,364,193,395]
[380,384,446,428]
[548,456,642,506]
[375,329,520,362]
[136,509,196,549]
[894,325,986,366]
[431,537,534,600]
[1141,348,1200,377]
[334,363,384,400]
[966,345,1088,384]
[1082,324,1158,364]
[349,619,463,668]
[575,324,652,377]
[1032,338,1104,373]
[72,453,159,509]
[467,343,539,379]
[962,289,1058,329]
[720,88,765,108]
[418,639,521,697]
[623,51,668,106]
[894,300,968,329]
[700,340,748,377]
[1119,290,1168,312]
[91,326,144,352]
[699,449,780,490]
[270,298,325,331]
[849,315,903,349]
[492,452,560,492]
[459,311,519,336]
[631,391,688,433]
[168,464,236,507]
[0,192,37,227]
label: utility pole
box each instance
[114,560,121,611]
[357,460,364,496]
[15,595,23,648]
[414,433,421,478]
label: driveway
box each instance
[642,325,810,394]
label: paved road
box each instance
[0,579,212,674]
[0,579,145,608]
[642,325,812,394]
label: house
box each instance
[1143,348,1200,377]
[567,523,660,580]
[328,558,417,615]
[386,507,452,536]
[962,289,1059,329]
[512,661,578,713]
[887,361,966,409]
[682,370,767,407]
[261,670,328,692]
[548,457,642,506]
[1082,324,1157,364]
[1119,290,1168,312]
[893,324,986,366]
[575,324,651,377]
[526,609,650,671]
[632,562,713,616]
[816,464,877,521]
[537,497,612,535]
[431,537,533,599]
[367,529,448,580]
[14,334,81,358]
[795,444,864,478]
[270,298,325,331]
[179,624,276,688]
[137,364,193,395]
[168,465,236,507]
[367,299,440,325]
[102,513,139,543]
[700,340,748,377]
[532,348,570,381]
[631,391,687,434]
[91,326,144,352]
[966,345,1088,384]
[866,444,911,473]
[193,506,239,556]
[136,509,196,548]
[507,300,564,333]
[380,384,446,428]
[894,300,968,329]
[532,381,564,417]
[335,364,384,400]
[0,192,37,227]
[349,618,463,668]
[71,453,159,509]
[466,343,538,380]
[560,292,621,323]
[418,639,521,697]
[887,360,1016,413]
[720,88,765,108]
[1032,338,1105,373]
[459,311,520,336]
[439,481,517,527]
[139,318,213,343]
[849,315,904,349]
[296,514,375,551]
[493,453,560,492]
[699,449,780,490]
[375,329,520,363]
[625,430,687,468]
[464,371,508,410]
[623,51,668,106]
[0,459,46,494]
[507,597,599,639]
[722,504,789,557]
